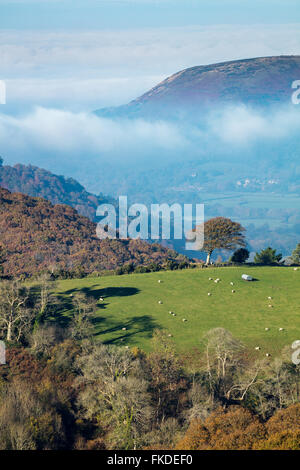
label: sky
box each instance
[1,0,300,30]
[0,0,300,189]
[0,0,300,110]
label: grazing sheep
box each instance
[182,319,187,322]
[99,297,104,301]
[255,347,260,350]
[230,282,234,286]
[268,296,272,300]
[169,311,173,314]
[158,280,162,283]
[294,267,298,271]
[268,305,273,308]
[125,346,129,349]
[265,328,270,331]
[122,327,127,331]
[208,293,212,296]
[69,294,73,297]
[266,353,271,357]
[232,290,235,293]
[279,328,284,331]
[209,277,213,281]
[168,334,172,337]
[172,313,176,317]
[158,301,163,304]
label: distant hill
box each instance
[0,187,184,277]
[0,160,113,221]
[96,56,300,119]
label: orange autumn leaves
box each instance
[176,404,300,450]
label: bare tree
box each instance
[70,292,97,340]
[201,328,262,406]
[76,344,153,449]
[33,274,57,328]
[0,378,67,450]
[0,280,33,342]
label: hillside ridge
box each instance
[0,187,184,277]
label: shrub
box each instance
[230,248,250,264]
[254,247,282,265]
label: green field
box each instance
[56,267,300,357]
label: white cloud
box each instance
[209,105,300,144]
[1,24,300,109]
[6,76,164,110]
[0,107,188,169]
[0,104,299,180]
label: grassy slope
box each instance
[56,267,300,356]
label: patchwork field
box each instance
[56,267,300,357]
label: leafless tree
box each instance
[76,344,153,449]
[201,328,262,406]
[0,280,33,342]
[70,292,97,340]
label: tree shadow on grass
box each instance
[93,315,161,346]
[44,295,74,328]
[50,286,141,328]
[63,286,140,309]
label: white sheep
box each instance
[182,319,187,322]
[172,313,176,317]
[158,280,162,283]
[232,290,235,293]
[208,293,212,296]
[255,347,260,350]
[266,353,271,357]
[168,334,172,337]
[265,328,270,331]
[122,327,127,331]
[294,267,298,271]
[99,297,104,301]
[279,328,284,331]
[268,305,273,308]
[268,296,272,300]
[230,282,234,286]
[169,311,173,314]
[209,277,213,281]
[158,301,163,304]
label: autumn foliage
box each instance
[0,187,184,277]
[176,405,300,450]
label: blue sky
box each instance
[1,0,300,29]
[1,0,300,110]
[0,1,299,189]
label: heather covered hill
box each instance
[96,56,300,119]
[0,160,114,221]
[0,187,184,277]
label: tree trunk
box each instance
[7,322,12,341]
[206,252,212,265]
